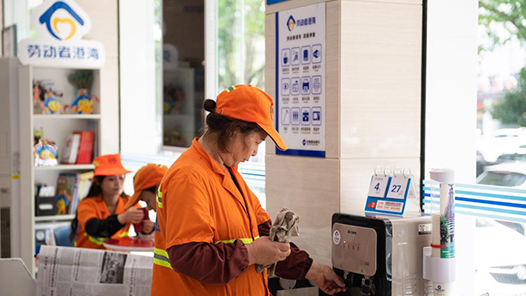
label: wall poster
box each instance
[275,3,325,157]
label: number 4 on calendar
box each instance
[367,175,390,198]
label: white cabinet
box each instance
[9,60,102,275]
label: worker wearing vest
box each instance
[151,85,346,295]
[71,154,154,249]
[124,163,169,212]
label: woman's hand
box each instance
[245,236,291,266]
[117,207,144,224]
[305,262,346,295]
[141,219,154,234]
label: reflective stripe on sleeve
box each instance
[152,237,259,268]
[214,236,259,245]
[84,232,107,245]
[84,232,127,246]
[153,247,173,269]
[156,190,163,209]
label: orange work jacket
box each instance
[151,138,271,296]
[75,195,134,249]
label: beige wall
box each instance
[265,0,422,265]
[338,0,422,211]
[0,0,3,52]
[78,0,120,154]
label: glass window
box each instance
[217,0,266,163]
[3,0,44,41]
[217,0,266,90]
[217,0,266,204]
[162,0,205,149]
[477,171,526,187]
[123,0,267,203]
[476,1,526,294]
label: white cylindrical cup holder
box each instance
[423,246,456,283]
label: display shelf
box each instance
[35,164,95,171]
[34,114,101,120]
[34,215,75,222]
[16,65,103,276]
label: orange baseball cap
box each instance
[125,164,168,209]
[216,85,288,151]
[92,154,132,177]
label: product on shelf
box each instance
[67,70,99,114]
[74,130,95,164]
[69,171,94,215]
[42,92,63,114]
[34,79,65,114]
[70,89,99,114]
[61,133,81,164]
[55,173,79,215]
[33,81,45,114]
[35,185,56,216]
[67,70,94,90]
[34,139,58,167]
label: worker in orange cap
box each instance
[124,164,168,212]
[70,154,150,249]
[151,85,346,296]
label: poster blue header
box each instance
[267,0,290,4]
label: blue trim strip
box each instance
[457,203,526,216]
[276,149,326,158]
[423,196,526,210]
[423,204,526,223]
[239,172,265,177]
[423,192,526,206]
[454,210,526,223]
[456,183,526,194]
[424,206,526,223]
[423,180,526,195]
[423,187,526,203]
[424,198,526,216]
[456,196,526,208]
[457,188,525,200]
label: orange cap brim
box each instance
[94,168,132,177]
[124,191,141,210]
[258,123,288,151]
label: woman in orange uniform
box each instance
[70,154,154,249]
[151,85,345,296]
[124,163,168,212]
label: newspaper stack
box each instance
[37,246,153,296]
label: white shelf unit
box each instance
[35,164,95,171]
[18,65,102,275]
[34,114,101,120]
[34,214,76,222]
[163,67,195,148]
